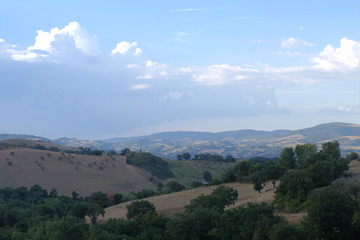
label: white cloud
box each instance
[281,37,315,48]
[7,22,100,62]
[134,48,143,55]
[130,84,150,90]
[146,60,158,67]
[111,41,138,55]
[313,37,360,71]
[299,26,306,30]
[190,64,260,85]
[30,21,100,55]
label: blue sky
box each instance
[0,0,359,139]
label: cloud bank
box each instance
[1,22,359,138]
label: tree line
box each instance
[176,152,236,162]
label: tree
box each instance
[120,148,131,156]
[87,203,105,225]
[301,186,358,239]
[274,169,313,212]
[278,147,296,169]
[30,215,88,240]
[126,200,156,220]
[107,150,117,156]
[186,186,238,212]
[92,150,104,156]
[211,202,283,240]
[250,170,267,193]
[89,191,110,208]
[176,154,182,160]
[321,141,341,160]
[295,143,317,168]
[346,152,360,162]
[234,160,253,182]
[263,162,286,188]
[165,181,185,193]
[182,153,191,160]
[72,191,79,200]
[202,171,213,182]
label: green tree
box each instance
[346,152,360,162]
[29,215,88,240]
[321,141,341,160]
[275,169,313,212]
[250,170,267,193]
[126,200,156,220]
[278,147,296,169]
[301,186,358,239]
[87,203,105,225]
[263,162,286,188]
[165,181,185,193]
[181,153,191,160]
[186,186,238,212]
[89,191,110,208]
[211,202,283,240]
[120,148,131,156]
[295,143,317,168]
[166,207,222,240]
[202,171,213,182]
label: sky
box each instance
[0,0,359,140]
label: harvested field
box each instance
[98,182,275,223]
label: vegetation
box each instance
[124,150,174,179]
[1,137,360,239]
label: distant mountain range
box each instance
[1,122,359,159]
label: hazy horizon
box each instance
[1,1,359,139]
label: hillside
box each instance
[1,122,358,159]
[0,143,233,195]
[98,182,275,223]
[99,160,360,224]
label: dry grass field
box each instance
[98,182,275,223]
[99,160,360,225]
[0,148,155,195]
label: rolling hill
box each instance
[2,122,358,159]
[0,140,233,196]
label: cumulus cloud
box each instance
[134,48,143,55]
[313,37,360,71]
[2,22,358,138]
[6,22,100,62]
[281,37,315,48]
[111,41,139,55]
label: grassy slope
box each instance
[98,182,275,223]
[0,143,234,195]
[167,160,234,186]
[100,160,360,225]
[0,148,155,196]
